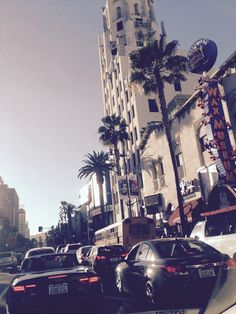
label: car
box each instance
[115,238,236,306]
[6,252,103,314]
[24,247,55,259]
[64,243,82,253]
[0,252,18,273]
[84,244,127,276]
[191,220,236,259]
[55,244,66,253]
[76,245,93,264]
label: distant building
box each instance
[0,177,19,229]
[18,208,30,239]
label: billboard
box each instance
[118,175,139,200]
[187,38,217,74]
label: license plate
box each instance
[48,283,68,295]
[198,268,215,278]
[110,257,118,262]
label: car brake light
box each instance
[96,255,106,260]
[48,275,68,279]
[12,286,25,292]
[79,276,100,283]
[160,265,188,275]
[224,258,236,270]
[12,284,37,292]
[121,253,128,257]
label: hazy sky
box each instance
[0,0,235,235]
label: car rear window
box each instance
[98,246,126,256]
[21,254,78,272]
[29,249,54,257]
[154,240,217,258]
[81,246,92,254]
[68,244,82,250]
[0,252,11,258]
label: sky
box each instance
[0,0,235,235]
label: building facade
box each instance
[139,51,236,234]
[98,0,200,223]
[18,208,30,239]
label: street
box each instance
[1,271,236,314]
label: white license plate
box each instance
[198,268,215,278]
[48,283,68,295]
[110,257,118,262]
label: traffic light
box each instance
[38,226,43,232]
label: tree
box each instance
[98,114,129,176]
[129,32,188,235]
[60,201,76,243]
[78,151,114,228]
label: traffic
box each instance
[1,230,236,314]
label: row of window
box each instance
[116,4,140,20]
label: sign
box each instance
[144,194,162,215]
[201,80,236,185]
[187,38,217,74]
[117,175,139,200]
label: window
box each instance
[128,245,140,261]
[134,3,139,15]
[117,21,123,31]
[130,132,134,145]
[125,91,129,103]
[121,99,124,111]
[133,153,136,168]
[174,80,182,92]
[148,99,158,112]
[176,152,184,179]
[128,110,131,123]
[134,127,138,140]
[131,105,135,118]
[146,248,155,261]
[199,135,207,152]
[116,7,121,19]
[138,243,150,261]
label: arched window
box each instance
[134,3,139,15]
[116,7,121,19]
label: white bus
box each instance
[94,217,156,251]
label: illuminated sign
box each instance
[201,80,236,185]
[187,38,217,74]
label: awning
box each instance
[168,198,203,226]
[201,204,236,217]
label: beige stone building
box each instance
[139,51,236,233]
[98,0,200,223]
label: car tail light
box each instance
[48,275,68,279]
[224,258,236,270]
[121,253,128,258]
[96,255,106,260]
[12,284,36,293]
[79,276,100,284]
[160,265,188,276]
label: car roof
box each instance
[27,247,54,252]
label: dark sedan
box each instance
[6,252,103,314]
[115,238,236,306]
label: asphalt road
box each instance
[1,271,236,314]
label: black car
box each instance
[115,238,236,306]
[84,245,127,276]
[6,252,103,314]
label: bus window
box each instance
[129,224,150,235]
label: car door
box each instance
[125,243,150,295]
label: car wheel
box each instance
[116,272,123,294]
[145,281,157,306]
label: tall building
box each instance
[98,0,199,222]
[0,177,19,229]
[18,208,30,238]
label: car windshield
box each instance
[154,240,218,258]
[21,254,79,272]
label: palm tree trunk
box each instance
[114,145,121,176]
[98,182,106,228]
[157,86,187,236]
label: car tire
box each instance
[145,281,157,306]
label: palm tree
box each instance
[129,31,188,236]
[98,114,129,176]
[60,201,76,243]
[78,151,114,228]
